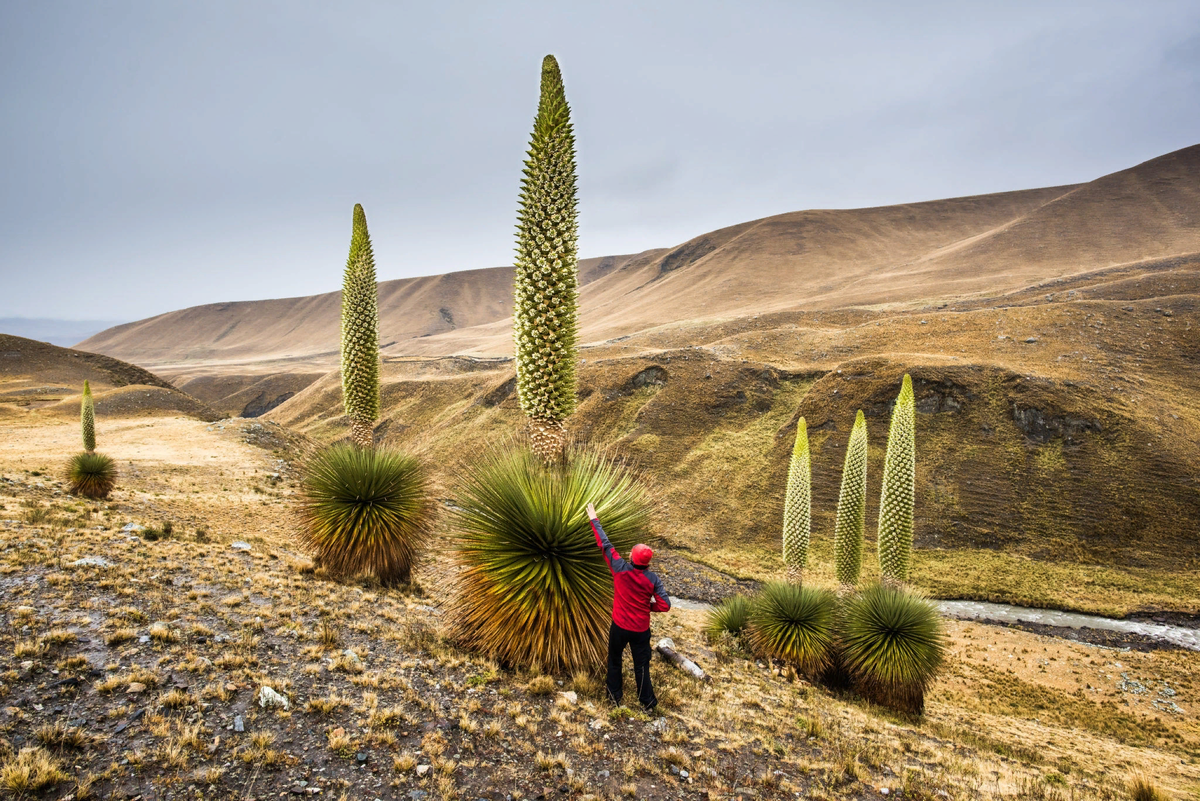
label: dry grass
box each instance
[0,405,1194,798]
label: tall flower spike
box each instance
[834,410,868,591]
[513,54,580,463]
[783,417,811,585]
[340,203,380,449]
[81,380,96,454]
[878,375,916,586]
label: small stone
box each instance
[881,789,890,795]
[415,764,431,777]
[258,685,290,710]
[597,769,610,778]
[72,557,112,568]
[138,635,150,644]
[234,715,244,732]
[407,792,428,801]
[230,541,252,551]
[556,691,578,705]
[126,682,146,694]
[1024,337,1038,343]
[670,765,680,775]
[680,770,689,779]
[356,752,367,763]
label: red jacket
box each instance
[591,519,670,632]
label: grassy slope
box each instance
[0,416,1195,799]
[269,258,1200,617]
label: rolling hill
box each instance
[0,333,220,422]
[81,144,1200,373]
[69,145,1200,609]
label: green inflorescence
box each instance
[834,410,869,588]
[81,380,95,453]
[340,203,380,446]
[782,417,811,583]
[878,374,916,584]
[513,55,580,437]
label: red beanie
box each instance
[630,543,654,566]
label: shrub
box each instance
[297,444,433,586]
[449,443,652,672]
[66,452,116,499]
[745,583,836,678]
[513,55,580,463]
[704,595,752,641]
[1127,773,1168,801]
[839,584,944,714]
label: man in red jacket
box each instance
[587,502,671,711]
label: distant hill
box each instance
[79,144,1200,374]
[0,334,220,421]
[0,318,126,347]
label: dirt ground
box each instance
[0,414,1196,800]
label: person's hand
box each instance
[586,502,598,520]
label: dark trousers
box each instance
[606,622,656,710]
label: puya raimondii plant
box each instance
[297,204,433,586]
[833,410,868,591]
[341,203,381,450]
[513,54,580,463]
[877,374,915,586]
[783,417,811,585]
[67,381,116,499]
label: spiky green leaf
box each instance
[704,595,752,642]
[67,451,115,499]
[449,444,652,672]
[746,583,836,678]
[297,445,433,586]
[839,584,944,714]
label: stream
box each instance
[668,597,1200,651]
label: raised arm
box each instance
[587,502,622,573]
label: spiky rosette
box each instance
[297,444,433,586]
[878,375,916,585]
[783,417,811,584]
[513,55,580,463]
[745,583,836,678]
[449,443,652,672]
[838,584,944,715]
[80,381,96,453]
[704,595,752,642]
[834,410,868,590]
[341,204,380,448]
[66,452,116,499]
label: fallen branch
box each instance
[655,637,709,681]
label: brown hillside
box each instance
[266,256,1200,614]
[79,145,1200,374]
[0,334,220,421]
[78,255,648,371]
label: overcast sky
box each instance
[2,1,1198,323]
